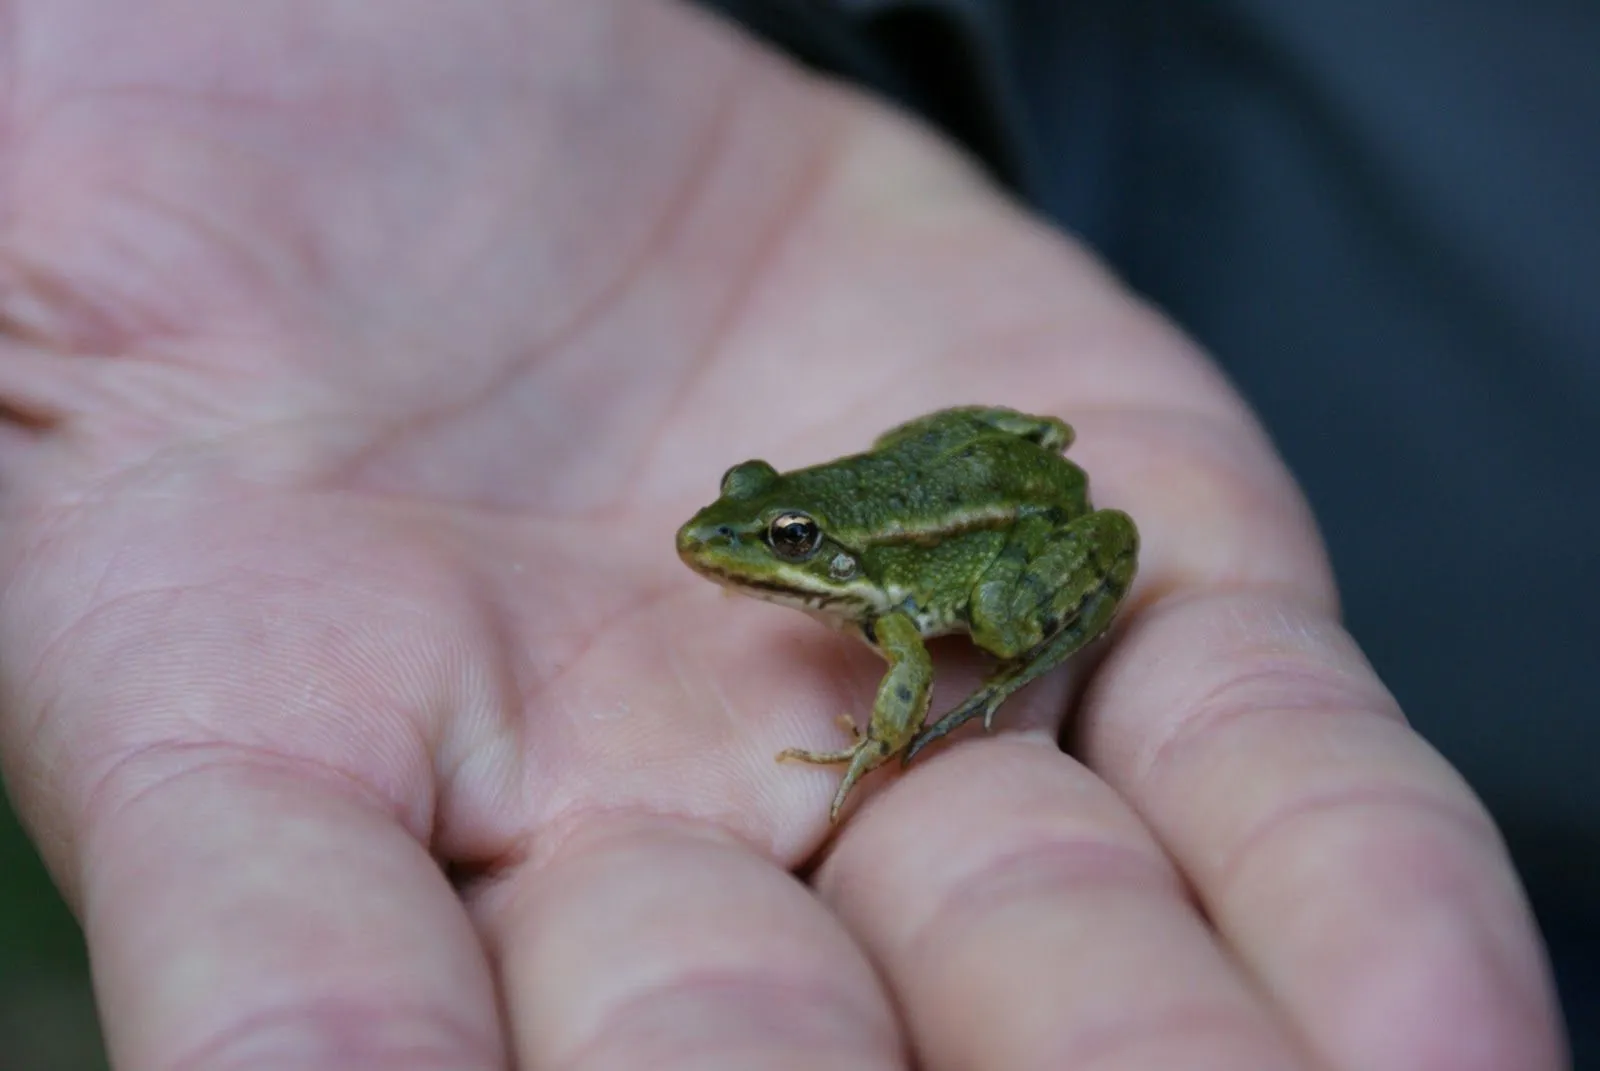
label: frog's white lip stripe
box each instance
[754,586,887,616]
[689,561,889,615]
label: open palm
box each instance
[0,3,1564,1068]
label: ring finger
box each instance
[814,734,1315,1070]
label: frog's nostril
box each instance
[676,521,734,557]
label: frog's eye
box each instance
[767,512,823,560]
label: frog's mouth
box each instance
[689,567,883,623]
[681,557,822,603]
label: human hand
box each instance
[0,2,1565,1067]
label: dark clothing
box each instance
[698,0,1600,1058]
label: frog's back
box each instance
[785,410,1091,541]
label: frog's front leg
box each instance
[904,508,1138,762]
[776,610,932,823]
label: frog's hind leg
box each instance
[901,600,1113,763]
[904,509,1138,763]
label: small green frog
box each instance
[676,406,1138,823]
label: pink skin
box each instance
[0,2,1566,1069]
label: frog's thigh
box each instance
[968,516,1063,658]
[969,510,1135,659]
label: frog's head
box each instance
[676,459,882,619]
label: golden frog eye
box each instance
[767,512,823,560]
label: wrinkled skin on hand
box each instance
[0,2,1567,1069]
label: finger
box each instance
[479,812,902,1070]
[1083,590,1567,1071]
[815,737,1315,1070]
[79,755,504,1071]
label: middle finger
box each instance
[476,812,903,1070]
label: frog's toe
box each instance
[828,739,892,823]
[776,743,862,765]
[829,779,857,824]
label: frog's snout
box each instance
[675,519,738,564]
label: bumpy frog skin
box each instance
[676,406,1139,823]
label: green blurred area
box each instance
[0,797,107,1071]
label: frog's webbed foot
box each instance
[777,729,892,824]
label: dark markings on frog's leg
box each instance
[896,685,913,703]
[998,542,1029,564]
[1019,571,1053,604]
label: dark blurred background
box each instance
[0,804,105,1070]
[4,1,1595,1067]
